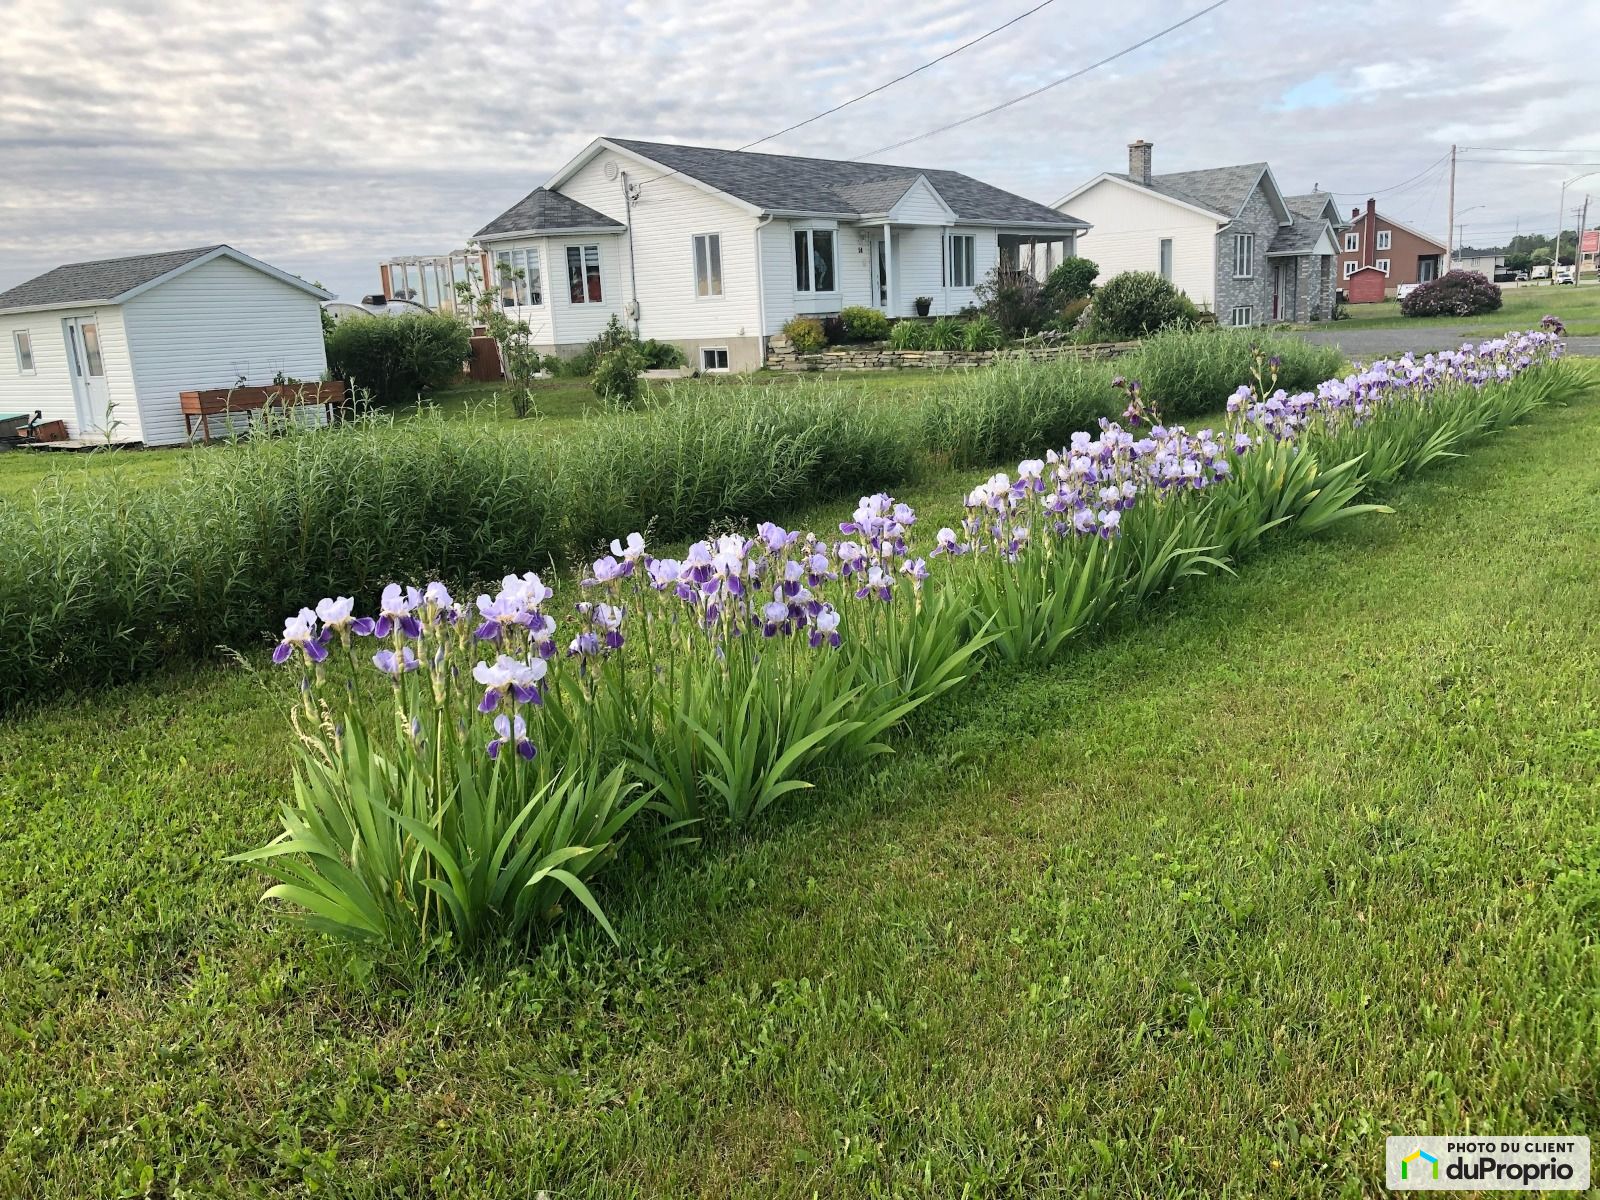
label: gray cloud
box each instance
[2,0,1597,300]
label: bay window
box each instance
[494,248,542,307]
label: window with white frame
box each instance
[494,248,543,307]
[1343,260,1359,279]
[1344,231,1359,253]
[793,228,836,292]
[1231,233,1254,278]
[943,234,976,288]
[701,347,729,372]
[693,234,723,298]
[1158,238,1173,281]
[1376,230,1391,251]
[12,330,33,374]
[566,245,602,304]
[1229,305,1253,327]
[1375,258,1391,274]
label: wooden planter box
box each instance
[180,381,347,443]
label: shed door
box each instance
[63,316,111,438]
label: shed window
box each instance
[566,245,603,304]
[1158,238,1173,282]
[13,330,33,374]
[945,234,976,288]
[693,234,723,298]
[1231,233,1254,279]
[793,229,836,292]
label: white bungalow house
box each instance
[472,137,1091,371]
[0,245,331,445]
[1054,140,1342,326]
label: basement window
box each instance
[701,347,729,372]
[1229,305,1253,327]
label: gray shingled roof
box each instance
[1112,164,1269,219]
[475,187,625,239]
[0,245,223,313]
[602,138,1086,227]
[1285,191,1344,226]
[1267,221,1332,256]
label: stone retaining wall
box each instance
[765,337,1137,371]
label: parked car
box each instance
[1557,268,1576,285]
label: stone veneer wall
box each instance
[765,337,1137,372]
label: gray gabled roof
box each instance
[1267,221,1332,256]
[1111,163,1270,220]
[602,138,1086,228]
[475,187,625,239]
[1285,191,1344,227]
[0,245,223,313]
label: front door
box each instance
[868,238,889,311]
[63,316,111,437]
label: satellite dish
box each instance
[603,160,619,181]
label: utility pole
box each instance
[1553,180,1567,286]
[1578,194,1590,280]
[1445,144,1457,272]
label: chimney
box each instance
[1364,198,1377,267]
[1128,139,1153,186]
[1351,207,1360,220]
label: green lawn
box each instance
[1329,276,1600,333]
[3,375,1597,1196]
[0,370,948,501]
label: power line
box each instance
[740,0,1058,151]
[852,0,1233,160]
[1461,146,1600,156]
[1459,159,1600,168]
[1325,151,1450,198]
[635,0,1060,196]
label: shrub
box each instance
[1042,257,1099,308]
[1060,297,1091,329]
[925,316,964,350]
[325,313,471,406]
[889,320,929,350]
[783,316,827,354]
[820,315,847,345]
[639,339,685,370]
[961,315,1006,352]
[1400,270,1503,318]
[1086,272,1200,341]
[593,343,646,408]
[974,267,1052,337]
[839,306,891,342]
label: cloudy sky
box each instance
[3,0,1598,299]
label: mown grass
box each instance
[2,373,1597,1196]
[1330,277,1600,334]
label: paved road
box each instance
[1292,326,1600,359]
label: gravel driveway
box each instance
[1291,326,1600,359]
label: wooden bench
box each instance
[180,382,347,444]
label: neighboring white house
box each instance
[472,137,1091,372]
[1054,140,1342,325]
[0,245,331,445]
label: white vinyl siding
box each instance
[945,234,976,288]
[1376,230,1391,251]
[1062,179,1218,309]
[0,310,111,437]
[13,330,33,374]
[693,234,722,298]
[1231,233,1254,279]
[1229,305,1253,327]
[119,255,327,447]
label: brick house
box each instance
[1336,199,1447,301]
[1057,142,1342,325]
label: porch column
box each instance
[882,221,894,316]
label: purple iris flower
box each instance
[373,646,419,676]
[272,608,327,665]
[487,713,536,761]
[809,608,842,649]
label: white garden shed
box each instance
[0,245,331,446]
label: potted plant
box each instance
[914,296,932,317]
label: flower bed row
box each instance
[238,330,1575,958]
